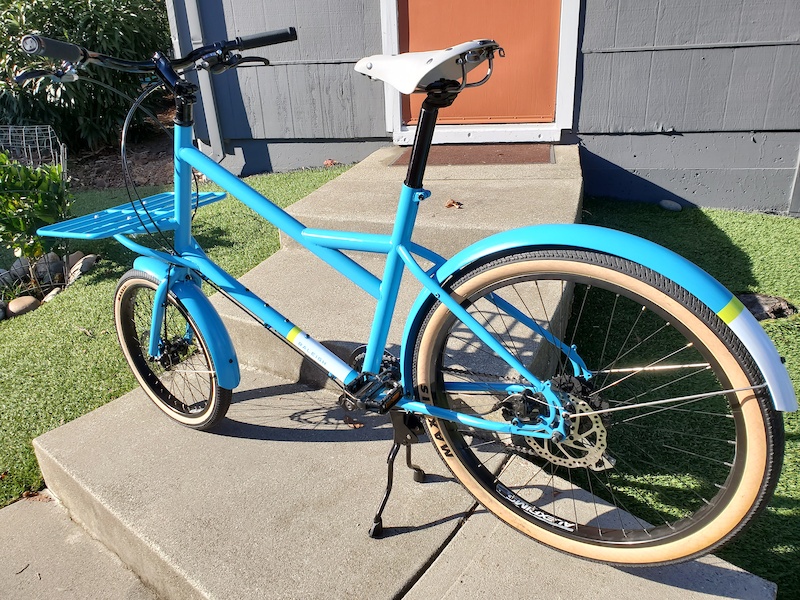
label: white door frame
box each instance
[379,0,580,145]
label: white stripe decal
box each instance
[290,330,353,382]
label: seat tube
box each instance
[363,184,421,373]
[362,96,447,374]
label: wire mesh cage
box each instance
[0,125,67,174]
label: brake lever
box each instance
[232,56,270,68]
[14,69,52,84]
[199,53,270,74]
[14,63,79,85]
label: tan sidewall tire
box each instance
[114,271,229,429]
[416,258,770,565]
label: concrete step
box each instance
[211,145,583,388]
[33,369,475,600]
[281,145,583,258]
[209,248,415,390]
[33,368,777,599]
[0,493,159,599]
[26,144,777,599]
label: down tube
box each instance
[184,247,360,387]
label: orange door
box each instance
[399,0,561,124]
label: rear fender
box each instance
[133,257,240,390]
[400,224,796,412]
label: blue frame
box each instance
[38,120,797,440]
[100,124,571,440]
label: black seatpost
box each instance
[404,81,461,189]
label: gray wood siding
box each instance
[215,63,385,139]
[170,0,387,142]
[583,0,800,51]
[578,0,800,133]
[219,0,381,61]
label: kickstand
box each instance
[368,411,426,538]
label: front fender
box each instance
[400,224,796,412]
[133,257,240,390]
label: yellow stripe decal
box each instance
[287,326,302,343]
[718,297,745,324]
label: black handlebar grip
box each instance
[235,27,298,51]
[21,35,84,64]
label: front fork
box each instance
[147,269,174,359]
[146,265,197,359]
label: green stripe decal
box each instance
[287,326,302,343]
[718,296,745,324]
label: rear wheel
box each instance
[114,269,231,430]
[412,249,783,565]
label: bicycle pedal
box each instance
[340,371,402,414]
[337,393,359,412]
[360,380,403,414]
[377,381,403,413]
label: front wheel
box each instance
[412,249,784,565]
[114,269,231,430]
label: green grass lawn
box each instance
[0,166,348,507]
[0,188,798,595]
[582,198,800,597]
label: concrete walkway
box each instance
[2,145,779,599]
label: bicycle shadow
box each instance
[210,381,395,444]
[209,377,466,538]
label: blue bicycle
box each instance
[20,28,796,565]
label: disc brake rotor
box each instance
[521,397,615,471]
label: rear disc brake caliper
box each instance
[513,378,616,472]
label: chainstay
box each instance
[431,365,551,459]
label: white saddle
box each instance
[354,39,500,95]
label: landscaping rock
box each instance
[6,296,40,318]
[65,251,85,272]
[9,258,31,281]
[738,293,798,321]
[659,199,683,212]
[79,254,98,273]
[42,287,61,303]
[0,268,12,288]
[0,300,6,321]
[35,252,65,285]
[68,254,98,284]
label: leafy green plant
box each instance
[0,0,171,149]
[0,151,71,259]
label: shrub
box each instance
[0,0,171,150]
[0,150,71,260]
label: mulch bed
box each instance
[68,135,174,189]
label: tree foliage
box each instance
[0,0,171,149]
[0,151,71,259]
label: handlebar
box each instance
[235,27,297,51]
[21,34,84,64]
[19,26,298,74]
